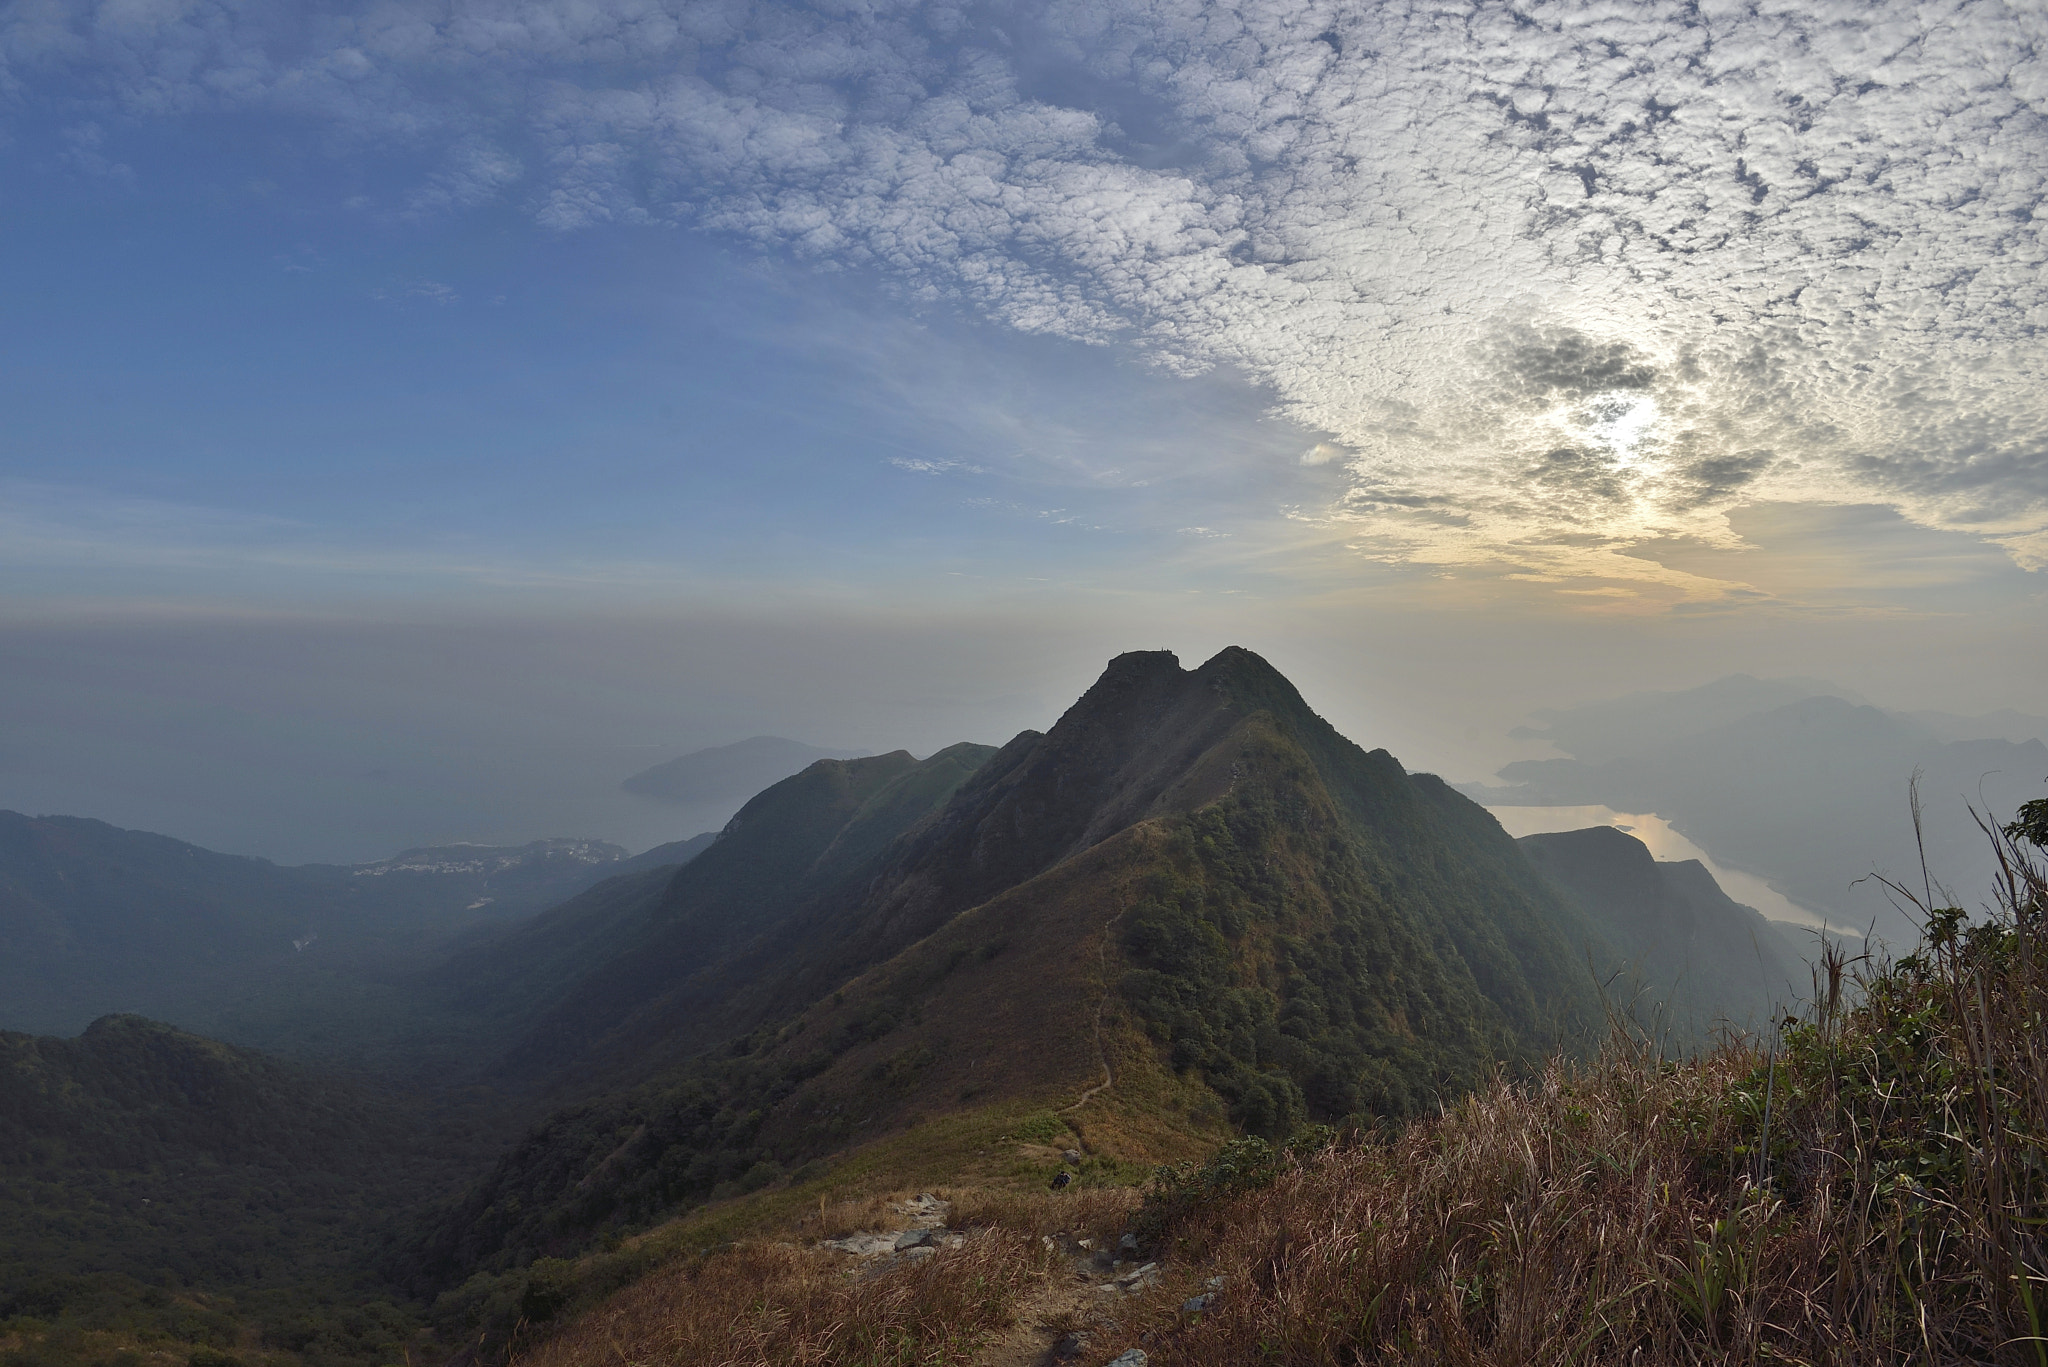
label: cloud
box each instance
[371,279,460,305]
[887,456,978,474]
[10,0,2048,584]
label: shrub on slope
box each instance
[1116,815,2048,1365]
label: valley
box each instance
[2,650,2040,1367]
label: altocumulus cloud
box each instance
[9,0,2048,586]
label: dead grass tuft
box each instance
[946,1185,1140,1243]
[516,1229,1058,1367]
[791,1192,905,1242]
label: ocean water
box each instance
[1486,804,1856,938]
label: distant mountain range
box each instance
[0,815,714,1058]
[621,736,867,805]
[1468,677,2048,942]
[0,650,1840,1363]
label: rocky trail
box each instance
[812,1192,1185,1367]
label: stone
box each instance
[893,1228,933,1251]
[1105,1351,1149,1367]
[1062,1148,1083,1164]
[1118,1233,1141,1255]
[895,1193,949,1225]
[902,1245,936,1262]
[1181,1294,1213,1314]
[1052,1332,1089,1360]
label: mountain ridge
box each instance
[410,647,1619,1282]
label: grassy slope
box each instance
[439,743,1000,1090]
[499,821,2048,1367]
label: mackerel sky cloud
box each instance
[6,0,2048,863]
[11,0,2047,593]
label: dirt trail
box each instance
[1059,899,1129,1117]
[967,1265,1100,1367]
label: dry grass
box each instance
[791,1192,910,1241]
[1109,821,2048,1366]
[947,1184,1141,1242]
[510,818,2048,1367]
[515,1229,1060,1367]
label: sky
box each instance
[2,0,2045,863]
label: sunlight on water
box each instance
[1487,804,1858,938]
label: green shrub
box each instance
[1009,1113,1069,1145]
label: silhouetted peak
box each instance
[1090,649,1185,690]
[1519,824,1657,871]
[1196,644,1276,677]
[1194,646,1318,718]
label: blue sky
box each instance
[0,170,1331,598]
[3,0,2045,860]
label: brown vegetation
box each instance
[513,1230,1057,1367]
[1114,819,2048,1366]
[515,818,2048,1367]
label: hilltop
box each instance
[1517,825,1809,1033]
[409,647,1616,1303]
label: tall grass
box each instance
[1116,818,2048,1365]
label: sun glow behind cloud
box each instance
[4,0,2047,603]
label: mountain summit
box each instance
[417,648,1613,1279]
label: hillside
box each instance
[1517,825,1811,1033]
[408,648,1615,1297]
[0,813,710,1069]
[429,741,1003,1088]
[0,1015,479,1367]
[0,649,1922,1367]
[493,792,2048,1367]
